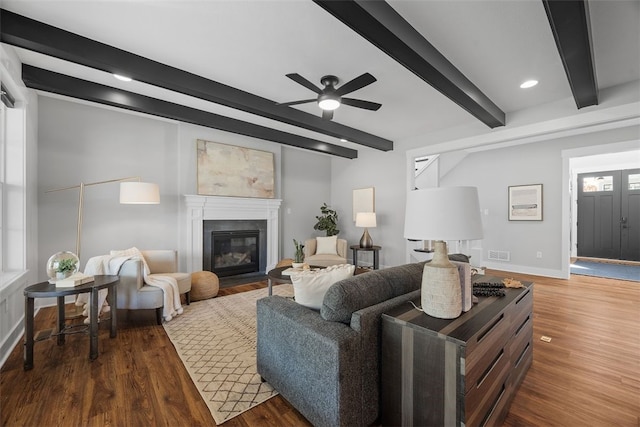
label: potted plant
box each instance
[293,239,305,268]
[56,258,77,279]
[313,203,340,236]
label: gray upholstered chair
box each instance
[116,250,191,324]
[303,237,348,267]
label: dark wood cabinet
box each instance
[381,276,533,426]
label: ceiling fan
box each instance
[278,73,382,120]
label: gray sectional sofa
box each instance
[256,262,426,427]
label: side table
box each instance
[23,275,119,370]
[350,245,381,270]
[380,275,533,426]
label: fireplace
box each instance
[203,219,268,278]
[183,195,282,275]
[209,230,259,277]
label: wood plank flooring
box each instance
[1,271,638,426]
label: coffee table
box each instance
[23,275,119,370]
[266,266,318,296]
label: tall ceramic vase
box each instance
[421,241,462,319]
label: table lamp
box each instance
[356,212,377,248]
[404,187,483,318]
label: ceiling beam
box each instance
[542,0,598,109]
[0,9,392,151]
[22,65,358,159]
[313,0,505,129]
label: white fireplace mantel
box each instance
[183,195,282,273]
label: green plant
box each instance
[56,258,77,273]
[313,203,340,236]
[293,239,305,263]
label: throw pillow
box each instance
[110,247,150,276]
[291,264,355,310]
[315,235,338,255]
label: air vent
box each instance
[488,250,511,262]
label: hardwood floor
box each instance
[1,271,638,426]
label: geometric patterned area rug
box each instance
[163,284,294,424]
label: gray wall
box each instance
[37,97,331,280]
[327,108,639,276]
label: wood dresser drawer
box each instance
[465,345,511,422]
[465,310,511,393]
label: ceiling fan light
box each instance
[318,95,341,111]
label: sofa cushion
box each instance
[321,262,425,324]
[291,264,355,310]
[316,236,338,255]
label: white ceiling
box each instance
[3,0,639,153]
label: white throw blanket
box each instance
[75,254,133,321]
[109,247,183,322]
[76,249,183,322]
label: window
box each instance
[582,175,613,192]
[628,173,640,190]
[0,84,26,277]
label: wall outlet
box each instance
[536,251,543,259]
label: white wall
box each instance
[329,82,640,275]
[330,147,409,268]
[281,147,332,259]
[37,96,331,279]
[37,97,181,276]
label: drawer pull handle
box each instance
[516,342,531,367]
[480,383,506,427]
[515,315,531,336]
[477,349,504,387]
[478,313,504,343]
[515,289,531,305]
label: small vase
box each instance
[292,262,304,269]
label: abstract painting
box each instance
[197,139,275,198]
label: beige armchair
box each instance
[303,237,348,267]
[116,250,191,324]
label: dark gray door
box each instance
[577,169,640,261]
[620,169,640,261]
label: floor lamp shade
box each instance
[119,182,160,204]
[404,187,483,319]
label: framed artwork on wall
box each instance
[196,139,275,198]
[352,187,375,221]
[508,184,543,221]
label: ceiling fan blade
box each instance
[335,72,377,96]
[322,109,334,120]
[341,98,382,111]
[286,73,322,94]
[277,99,317,107]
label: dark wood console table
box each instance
[381,275,533,426]
[23,275,119,370]
[350,245,381,270]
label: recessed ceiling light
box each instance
[520,80,538,89]
[113,74,133,82]
[340,138,348,143]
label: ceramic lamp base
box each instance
[421,241,462,319]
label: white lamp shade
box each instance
[119,182,160,204]
[356,212,377,228]
[404,187,483,241]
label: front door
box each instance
[577,169,640,261]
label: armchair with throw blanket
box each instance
[113,248,191,324]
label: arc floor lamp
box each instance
[46,176,160,262]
